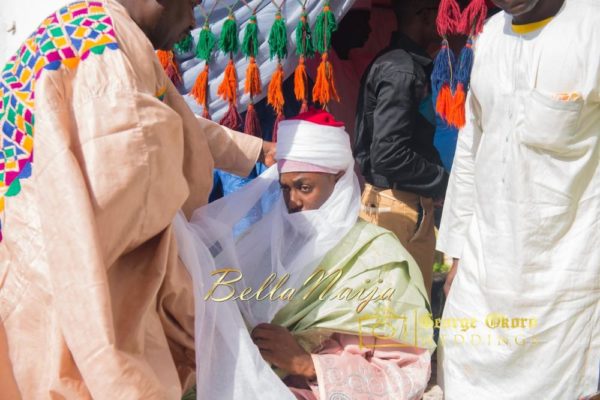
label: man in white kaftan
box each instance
[436,0,600,398]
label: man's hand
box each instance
[251,323,316,380]
[259,140,276,167]
[444,258,459,297]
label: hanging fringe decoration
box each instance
[431,0,461,126]
[432,39,456,122]
[244,102,263,137]
[267,2,287,140]
[218,11,242,129]
[449,38,474,128]
[436,0,462,36]
[268,11,288,60]
[459,0,488,36]
[157,50,182,86]
[174,32,194,54]
[242,15,262,98]
[268,64,285,115]
[191,20,216,118]
[294,7,314,113]
[312,2,339,107]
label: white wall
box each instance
[0,0,67,64]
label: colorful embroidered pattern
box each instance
[0,0,119,241]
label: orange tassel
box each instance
[217,59,237,105]
[294,56,308,102]
[191,63,209,110]
[436,84,453,122]
[449,83,466,128]
[244,56,262,97]
[312,52,339,106]
[156,50,182,86]
[268,64,285,115]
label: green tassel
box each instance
[295,12,315,58]
[268,13,287,60]
[241,15,259,58]
[196,24,215,61]
[219,15,239,54]
[314,4,337,54]
[174,32,193,54]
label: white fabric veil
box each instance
[174,118,361,399]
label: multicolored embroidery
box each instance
[0,0,119,241]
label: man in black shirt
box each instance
[354,0,448,298]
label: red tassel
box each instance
[436,84,453,122]
[244,103,263,137]
[219,103,243,130]
[272,111,285,142]
[459,0,488,36]
[436,0,462,36]
[157,50,182,86]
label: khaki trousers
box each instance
[359,184,435,299]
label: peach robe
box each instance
[0,0,261,398]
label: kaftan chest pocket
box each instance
[520,90,584,153]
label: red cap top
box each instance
[289,108,345,128]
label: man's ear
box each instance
[334,171,345,182]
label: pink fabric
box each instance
[285,334,431,400]
[277,159,339,174]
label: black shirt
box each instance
[354,32,448,199]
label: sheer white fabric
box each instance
[175,120,361,399]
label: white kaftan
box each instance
[437,0,600,398]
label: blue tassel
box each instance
[431,39,456,96]
[456,38,474,89]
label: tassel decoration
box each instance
[267,3,288,138]
[196,23,216,61]
[219,102,243,130]
[219,15,239,54]
[295,12,315,59]
[294,9,314,111]
[241,15,259,59]
[448,38,474,128]
[312,52,339,106]
[268,63,285,115]
[174,32,194,54]
[436,0,462,36]
[294,56,308,103]
[157,50,182,86]
[313,3,337,54]
[192,22,216,117]
[218,59,238,105]
[245,57,262,97]
[244,102,263,137]
[312,3,339,107]
[268,12,288,60]
[218,12,242,130]
[459,0,488,36]
[191,64,210,118]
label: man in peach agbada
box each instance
[0,0,273,398]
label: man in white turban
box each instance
[176,110,435,400]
